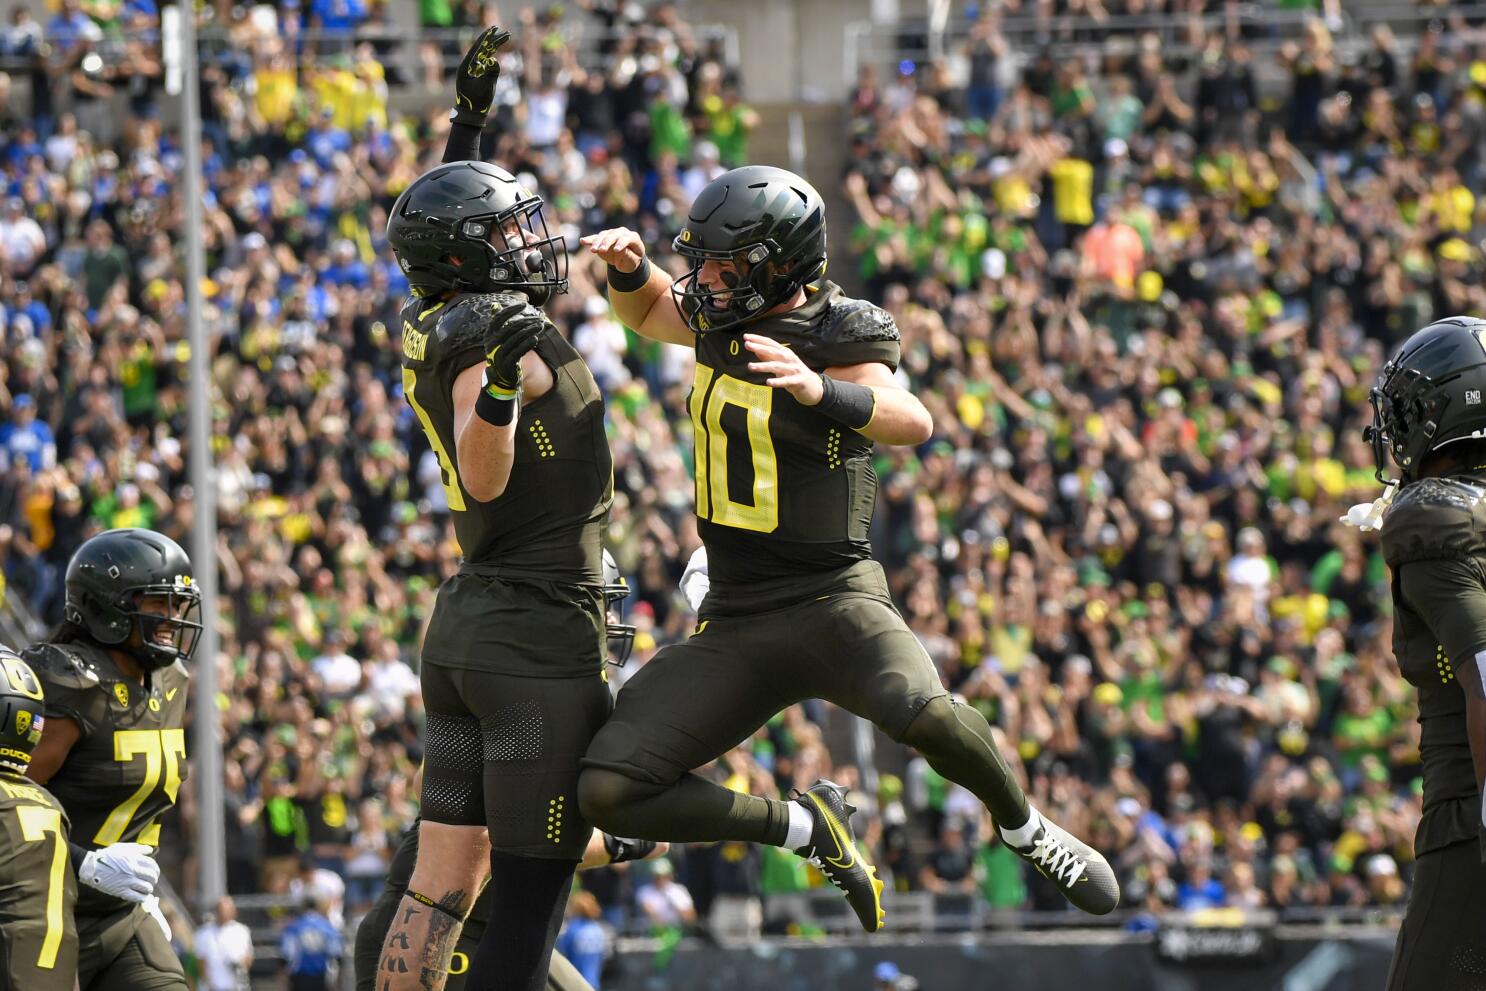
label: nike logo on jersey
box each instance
[165,688,179,701]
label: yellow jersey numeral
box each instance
[16,804,67,968]
[690,363,780,533]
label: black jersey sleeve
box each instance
[443,121,483,164]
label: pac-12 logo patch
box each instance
[114,682,130,707]
[14,710,29,737]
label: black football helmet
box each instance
[64,529,202,671]
[386,161,568,305]
[0,646,45,775]
[671,165,827,333]
[1366,316,1486,482]
[602,550,635,666]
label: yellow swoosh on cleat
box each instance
[807,794,856,869]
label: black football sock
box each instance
[466,852,578,991]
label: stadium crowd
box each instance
[0,0,1471,977]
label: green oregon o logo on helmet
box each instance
[1366,317,1486,483]
[670,166,828,334]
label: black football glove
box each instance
[452,25,512,128]
[483,304,545,395]
[603,833,659,865]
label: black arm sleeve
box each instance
[442,121,483,164]
[69,840,88,879]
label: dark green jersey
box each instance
[399,292,613,582]
[1381,476,1486,856]
[21,640,188,915]
[688,281,901,591]
[0,771,77,990]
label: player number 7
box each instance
[16,804,67,969]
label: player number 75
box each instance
[95,729,187,846]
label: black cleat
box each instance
[1005,815,1120,915]
[792,779,885,932]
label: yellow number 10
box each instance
[95,729,186,846]
[16,804,66,968]
[690,364,779,533]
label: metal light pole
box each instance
[168,1,226,910]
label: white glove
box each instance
[143,895,172,942]
[1339,483,1397,532]
[679,546,710,613]
[79,843,160,904]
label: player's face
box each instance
[492,216,540,251]
[130,591,202,659]
[697,257,744,300]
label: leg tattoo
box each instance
[376,890,473,991]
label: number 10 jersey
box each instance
[689,281,903,589]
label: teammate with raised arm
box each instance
[375,26,617,991]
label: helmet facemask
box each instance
[1365,353,1486,483]
[670,239,796,333]
[388,162,570,305]
[601,551,636,665]
[73,580,203,671]
[448,197,569,305]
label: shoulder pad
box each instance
[20,642,104,690]
[819,297,900,346]
[435,292,535,353]
[1381,478,1486,566]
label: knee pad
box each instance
[900,694,961,749]
[576,767,657,830]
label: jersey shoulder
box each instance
[20,642,110,735]
[818,294,901,347]
[0,774,66,820]
[21,642,105,692]
[1381,477,1486,566]
[431,292,537,357]
[798,284,901,371]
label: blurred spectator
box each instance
[279,894,342,991]
[919,820,978,895]
[0,395,55,471]
[0,196,45,274]
[343,799,392,913]
[555,890,609,988]
[635,859,696,931]
[194,896,254,991]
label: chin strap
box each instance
[1339,482,1398,532]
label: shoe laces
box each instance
[1029,832,1087,886]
